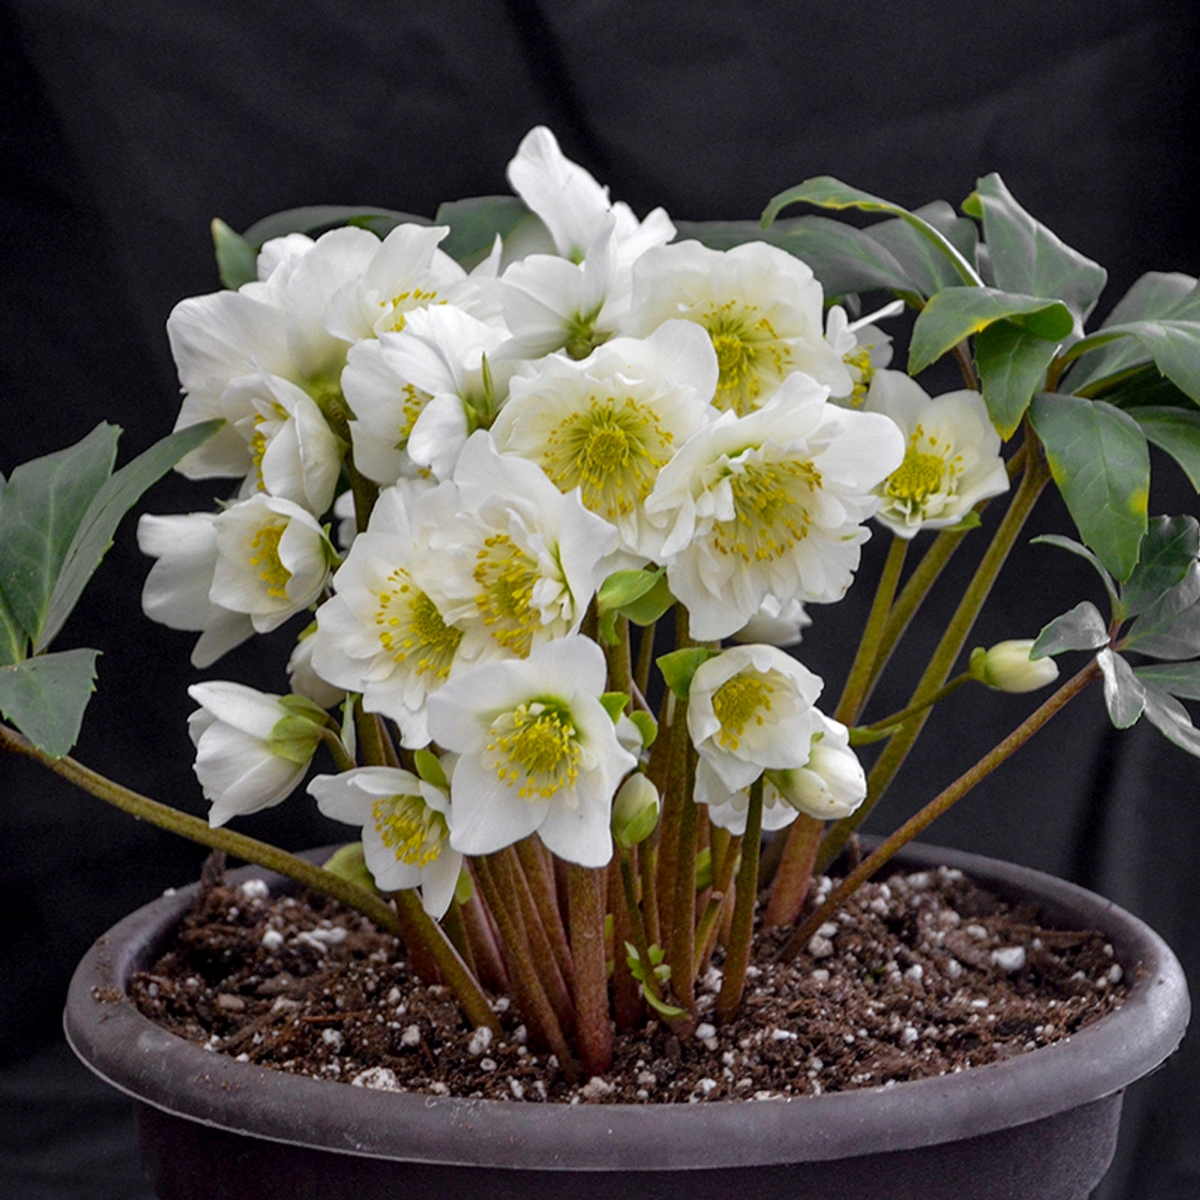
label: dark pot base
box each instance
[67,841,1188,1200]
[137,1094,1123,1200]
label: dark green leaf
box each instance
[1132,407,1200,489]
[962,174,1107,331]
[657,646,718,698]
[1139,682,1200,757]
[1123,565,1200,660]
[974,320,1061,436]
[1119,515,1200,618]
[241,206,429,249]
[0,424,120,647]
[1030,394,1149,581]
[909,288,1073,376]
[1065,319,1200,406]
[0,647,99,758]
[761,177,980,286]
[597,568,664,613]
[1097,649,1145,729]
[1134,662,1200,701]
[675,216,913,299]
[867,201,981,299]
[1081,363,1194,409]
[1032,601,1110,658]
[1066,271,1200,392]
[434,195,536,268]
[38,421,224,653]
[211,218,258,289]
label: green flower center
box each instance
[712,673,774,751]
[375,569,462,678]
[372,793,447,867]
[488,701,581,800]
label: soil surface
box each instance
[128,860,1127,1104]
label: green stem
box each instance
[604,615,634,700]
[816,443,1051,874]
[667,736,699,1011]
[634,619,657,700]
[355,707,399,768]
[567,864,613,1076]
[715,777,763,1023]
[781,658,1100,962]
[835,535,908,726]
[857,672,972,734]
[693,828,741,976]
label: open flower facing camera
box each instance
[3,125,1200,1090]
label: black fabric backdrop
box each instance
[2,2,1198,1196]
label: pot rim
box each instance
[64,840,1189,1172]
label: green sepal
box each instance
[943,510,983,533]
[657,646,718,698]
[211,218,258,289]
[0,647,100,758]
[629,710,658,748]
[454,866,475,906]
[414,748,449,790]
[322,844,379,895]
[600,692,630,723]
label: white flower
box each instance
[138,511,255,668]
[427,637,637,867]
[729,595,811,647]
[168,226,380,480]
[309,481,466,748]
[644,375,905,640]
[308,767,462,918]
[767,711,867,819]
[824,301,901,408]
[210,493,335,633]
[687,644,823,793]
[490,321,718,557]
[287,625,346,708]
[695,768,809,836]
[188,682,326,827]
[322,222,471,343]
[505,126,674,268]
[420,433,618,662]
[626,240,851,415]
[221,371,344,514]
[865,370,1009,538]
[970,639,1061,693]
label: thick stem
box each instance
[693,828,741,976]
[858,672,972,735]
[782,659,1100,962]
[355,707,400,768]
[634,619,657,700]
[604,616,634,700]
[609,859,642,1029]
[458,888,509,995]
[667,738,699,1010]
[567,864,613,1076]
[715,777,763,1023]
[763,813,822,928]
[514,837,574,987]
[816,445,1051,873]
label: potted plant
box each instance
[1,126,1192,1196]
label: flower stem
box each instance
[693,828,742,976]
[763,813,823,928]
[857,672,972,734]
[715,776,763,1023]
[634,619,657,700]
[667,736,699,1010]
[609,860,642,1029]
[816,442,1051,874]
[781,658,1100,962]
[567,863,613,1076]
[514,837,573,985]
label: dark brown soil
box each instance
[129,863,1127,1104]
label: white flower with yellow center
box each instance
[421,433,618,663]
[309,481,466,748]
[644,374,905,640]
[688,644,822,794]
[625,240,851,416]
[490,321,718,558]
[138,511,255,668]
[188,682,327,827]
[427,637,637,866]
[222,371,344,515]
[309,767,462,918]
[323,222,472,343]
[824,301,901,409]
[168,226,380,480]
[865,370,1009,538]
[210,493,335,633]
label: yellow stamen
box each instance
[712,673,774,752]
[486,701,581,800]
[473,534,541,657]
[249,525,291,598]
[702,301,792,416]
[372,793,447,867]
[375,568,462,678]
[710,457,822,563]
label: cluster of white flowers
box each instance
[144,127,1011,916]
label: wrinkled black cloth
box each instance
[2,2,1198,1197]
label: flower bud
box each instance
[767,713,866,820]
[612,774,660,849]
[970,640,1060,694]
[287,625,346,708]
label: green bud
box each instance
[970,639,1060,693]
[612,774,660,849]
